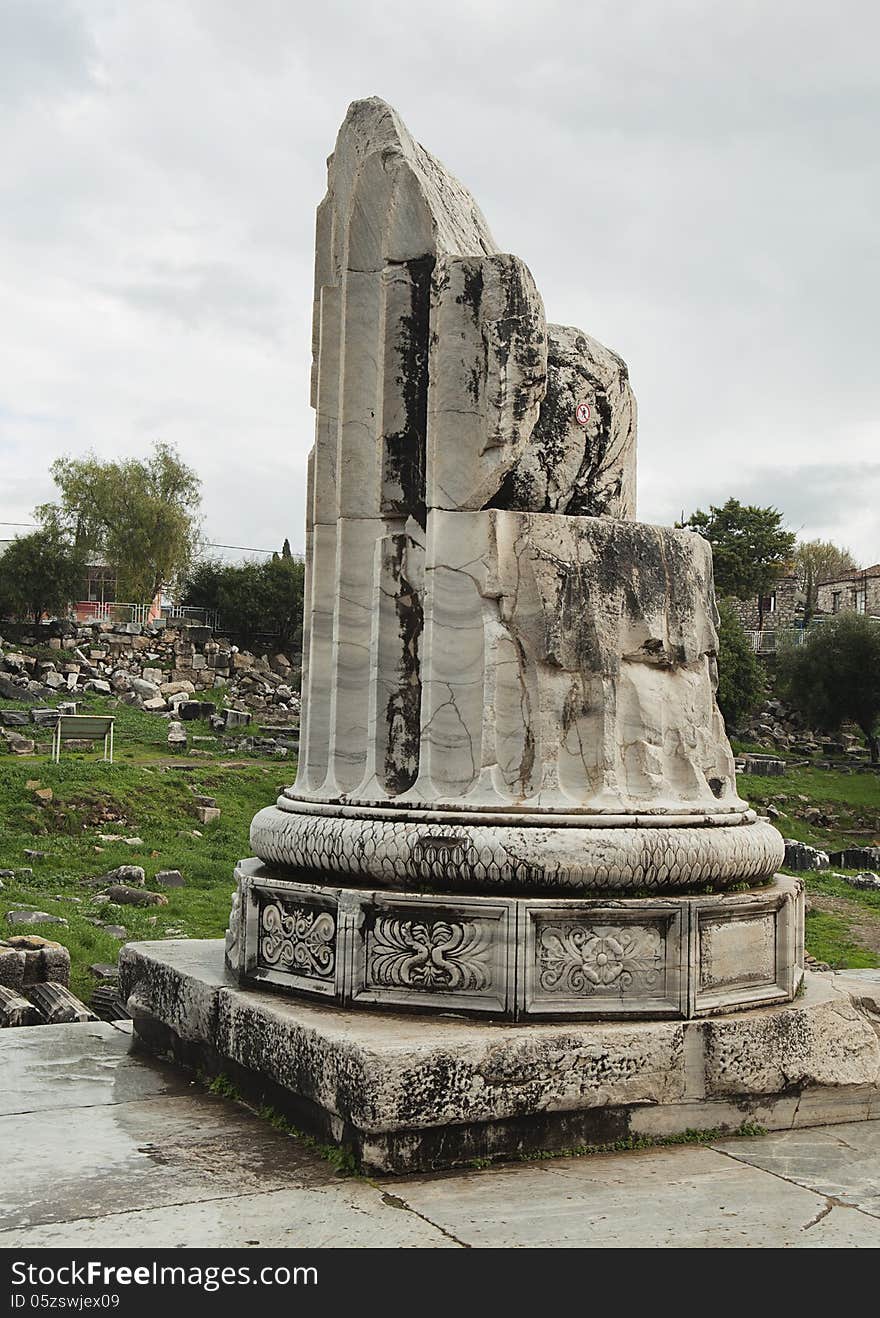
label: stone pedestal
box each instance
[228,861,803,1021]
[121,940,880,1175]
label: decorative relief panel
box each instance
[232,865,801,1020]
[538,923,664,997]
[521,904,686,1017]
[257,898,337,981]
[368,917,491,991]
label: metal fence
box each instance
[75,601,221,629]
[746,617,880,654]
[745,629,807,654]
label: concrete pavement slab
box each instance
[712,1121,880,1220]
[0,1183,460,1249]
[391,1144,880,1248]
[0,1094,344,1230]
[0,1021,190,1117]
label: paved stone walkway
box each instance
[1,1022,878,1248]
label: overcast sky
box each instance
[2,0,878,564]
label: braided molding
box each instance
[250,805,784,894]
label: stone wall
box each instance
[815,568,880,618]
[724,575,801,632]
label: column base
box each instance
[120,939,880,1175]
[226,861,804,1020]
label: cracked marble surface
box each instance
[2,1024,877,1249]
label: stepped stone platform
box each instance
[121,940,880,1174]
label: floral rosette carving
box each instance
[538,924,662,995]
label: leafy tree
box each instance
[679,498,796,627]
[777,614,880,763]
[715,598,765,729]
[0,529,87,627]
[181,547,305,652]
[794,539,858,623]
[37,442,201,607]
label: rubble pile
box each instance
[735,698,871,764]
[0,620,301,733]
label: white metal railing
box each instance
[75,601,220,629]
[745,629,807,654]
[161,604,221,628]
[76,601,148,624]
[746,617,880,654]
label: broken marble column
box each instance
[228,98,794,1022]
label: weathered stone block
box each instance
[121,940,880,1173]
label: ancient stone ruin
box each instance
[123,100,880,1173]
[226,96,795,1020]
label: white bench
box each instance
[51,714,115,764]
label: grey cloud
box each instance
[102,261,288,339]
[0,0,877,566]
[0,0,99,107]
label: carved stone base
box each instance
[250,801,785,894]
[120,940,880,1175]
[226,861,804,1020]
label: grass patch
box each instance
[0,694,293,999]
[803,909,880,970]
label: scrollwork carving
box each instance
[368,917,491,991]
[258,900,336,980]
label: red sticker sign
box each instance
[575,402,591,427]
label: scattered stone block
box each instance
[23,849,48,860]
[167,720,187,751]
[0,710,29,727]
[0,947,26,991]
[30,708,60,727]
[178,700,216,721]
[97,865,146,887]
[190,792,217,807]
[101,924,128,940]
[142,696,168,712]
[123,837,144,848]
[99,885,168,907]
[154,869,184,888]
[5,935,71,987]
[742,754,787,776]
[161,680,196,697]
[131,677,160,699]
[828,847,880,870]
[89,984,130,1022]
[6,734,35,755]
[0,984,40,1026]
[195,806,220,825]
[85,679,112,695]
[783,839,829,871]
[5,910,68,928]
[89,963,119,980]
[27,982,98,1024]
[222,708,251,729]
[840,872,880,891]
